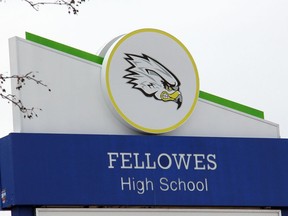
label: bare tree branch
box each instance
[4,71,51,91]
[0,71,51,119]
[22,0,87,14]
[0,0,87,14]
[0,93,41,119]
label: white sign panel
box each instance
[9,30,280,137]
[36,208,281,216]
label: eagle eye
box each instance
[164,83,177,92]
[164,83,171,91]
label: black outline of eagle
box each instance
[123,53,182,109]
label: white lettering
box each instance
[187,181,195,191]
[107,152,118,168]
[158,153,172,169]
[159,177,169,191]
[145,153,156,169]
[133,153,145,169]
[207,154,217,170]
[108,152,217,171]
[172,153,192,170]
[120,153,133,169]
[121,177,154,194]
[121,177,131,191]
[159,177,208,192]
[194,154,206,170]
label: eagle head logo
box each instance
[124,53,183,109]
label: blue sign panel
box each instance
[1,133,288,208]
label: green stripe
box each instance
[25,32,104,65]
[25,32,264,119]
[199,91,264,119]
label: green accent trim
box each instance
[25,32,264,119]
[199,91,264,119]
[25,32,104,65]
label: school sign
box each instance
[1,29,288,216]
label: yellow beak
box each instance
[160,91,180,101]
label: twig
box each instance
[0,71,51,119]
[23,0,86,14]
[5,71,51,91]
[0,93,41,119]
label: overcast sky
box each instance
[0,0,288,215]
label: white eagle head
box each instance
[124,53,182,109]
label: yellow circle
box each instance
[105,28,200,134]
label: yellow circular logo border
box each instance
[105,28,200,134]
